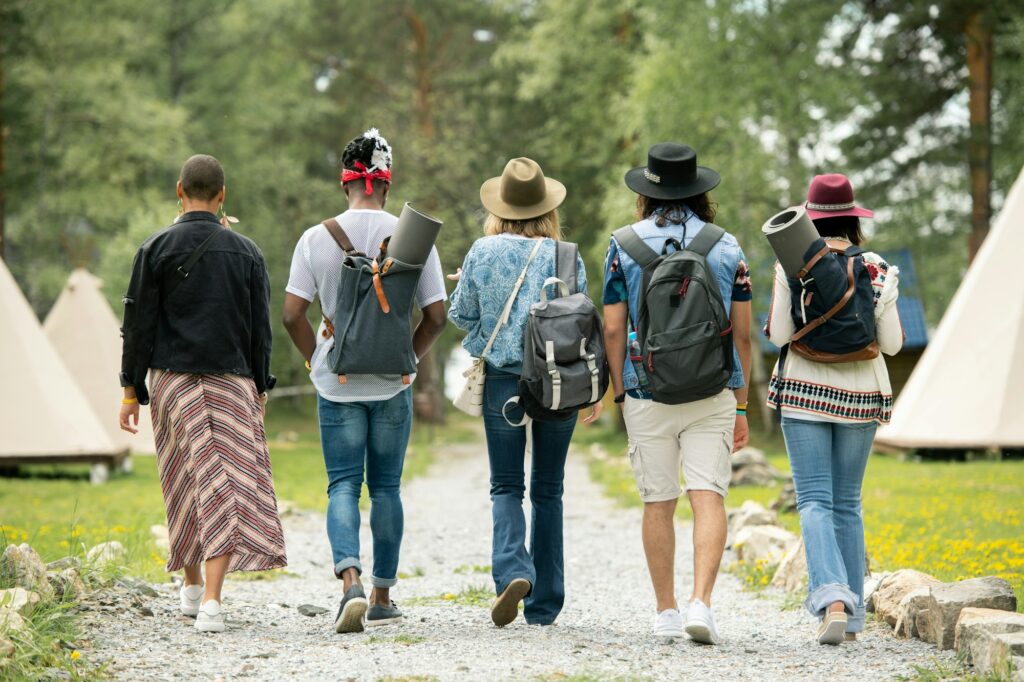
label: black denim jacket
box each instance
[119,211,276,404]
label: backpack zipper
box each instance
[678,277,690,298]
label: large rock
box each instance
[86,541,126,567]
[770,537,807,592]
[923,576,1018,650]
[967,632,1024,678]
[731,462,790,487]
[0,588,40,616]
[734,525,798,564]
[770,482,797,513]
[956,607,1024,674]
[731,447,768,469]
[48,568,87,600]
[893,587,935,639]
[871,569,942,626]
[864,571,891,612]
[727,500,778,539]
[0,544,54,599]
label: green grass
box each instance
[453,563,490,575]
[582,424,1024,611]
[895,651,1015,681]
[405,583,493,608]
[365,634,427,646]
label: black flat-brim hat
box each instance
[624,142,721,200]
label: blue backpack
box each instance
[785,238,879,363]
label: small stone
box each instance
[1,544,54,599]
[0,608,25,633]
[137,606,154,617]
[770,482,798,513]
[0,637,14,658]
[924,576,1018,649]
[297,604,328,617]
[39,667,72,681]
[0,587,41,616]
[727,500,779,539]
[730,461,789,487]
[46,557,79,572]
[86,541,127,567]
[116,578,158,598]
[48,568,86,600]
[731,446,768,468]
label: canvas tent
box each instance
[44,269,157,453]
[876,167,1024,450]
[0,259,126,474]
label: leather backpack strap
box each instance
[791,255,857,343]
[323,218,360,256]
[796,244,830,279]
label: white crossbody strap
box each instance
[480,238,545,360]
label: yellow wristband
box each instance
[304,360,312,372]
[736,402,748,411]
[121,398,138,405]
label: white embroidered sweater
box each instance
[765,248,904,424]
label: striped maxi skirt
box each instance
[150,370,287,573]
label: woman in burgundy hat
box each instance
[765,173,904,645]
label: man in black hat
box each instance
[601,142,752,644]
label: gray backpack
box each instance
[321,219,424,385]
[507,242,609,423]
[612,223,733,404]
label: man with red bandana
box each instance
[282,128,447,633]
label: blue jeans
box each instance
[482,366,576,625]
[318,391,412,588]
[781,416,876,632]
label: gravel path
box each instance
[86,438,953,681]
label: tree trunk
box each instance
[965,8,992,262]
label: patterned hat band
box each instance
[806,200,855,211]
[643,168,661,184]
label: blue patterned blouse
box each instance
[448,234,588,373]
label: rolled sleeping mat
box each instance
[387,202,443,266]
[762,205,821,278]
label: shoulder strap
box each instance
[323,218,361,256]
[555,241,579,294]
[685,223,725,257]
[791,256,857,343]
[168,228,224,295]
[612,226,659,268]
[481,238,545,360]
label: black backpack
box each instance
[784,238,879,363]
[612,223,733,405]
[507,242,609,423]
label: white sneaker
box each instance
[180,584,203,617]
[684,599,720,644]
[195,600,225,633]
[654,608,684,639]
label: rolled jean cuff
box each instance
[805,582,858,621]
[370,574,398,588]
[847,605,866,633]
[334,558,362,578]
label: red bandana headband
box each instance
[341,161,392,195]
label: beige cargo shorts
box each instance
[622,389,736,502]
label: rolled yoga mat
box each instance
[388,203,443,266]
[762,205,821,278]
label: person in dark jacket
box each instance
[118,154,286,634]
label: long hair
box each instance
[635,193,717,226]
[812,216,864,245]
[484,210,562,240]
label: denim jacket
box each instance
[602,209,750,395]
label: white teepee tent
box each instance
[0,259,123,462]
[876,167,1024,449]
[44,269,157,453]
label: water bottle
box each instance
[628,330,651,391]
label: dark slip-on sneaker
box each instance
[491,578,531,627]
[335,583,368,633]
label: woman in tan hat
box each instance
[448,157,600,627]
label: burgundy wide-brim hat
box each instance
[804,173,874,221]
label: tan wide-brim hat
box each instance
[480,157,566,220]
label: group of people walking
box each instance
[118,128,901,646]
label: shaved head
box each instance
[179,154,225,201]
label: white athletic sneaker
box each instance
[684,599,720,644]
[195,600,226,633]
[180,584,203,617]
[654,608,684,639]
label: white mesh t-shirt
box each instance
[286,208,447,402]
